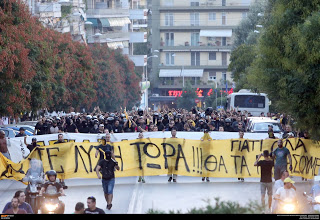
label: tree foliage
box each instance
[176,81,198,110]
[0,0,141,116]
[230,0,320,139]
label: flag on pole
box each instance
[226,81,228,94]
[124,107,131,128]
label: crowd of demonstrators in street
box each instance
[23,106,309,139]
[0,106,313,214]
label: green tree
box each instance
[176,81,197,110]
[147,198,264,214]
[247,0,320,139]
[228,0,267,92]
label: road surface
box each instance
[0,175,315,214]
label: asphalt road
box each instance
[0,176,315,214]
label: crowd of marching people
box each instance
[28,106,304,138]
[1,106,313,214]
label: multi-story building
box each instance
[24,0,87,44]
[149,0,255,109]
[86,0,131,53]
[86,0,150,108]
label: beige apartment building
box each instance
[150,0,256,108]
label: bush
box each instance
[146,197,265,214]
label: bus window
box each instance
[234,95,265,108]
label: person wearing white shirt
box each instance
[273,177,297,214]
[272,171,297,213]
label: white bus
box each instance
[227,89,269,116]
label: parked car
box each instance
[7,127,34,136]
[0,127,19,138]
[16,121,38,127]
[247,117,283,133]
[3,125,35,134]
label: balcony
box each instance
[87,31,130,44]
[159,0,251,11]
[159,45,233,52]
[130,32,147,43]
[129,55,147,67]
[159,25,238,31]
[86,9,129,18]
[36,2,61,18]
[130,9,148,20]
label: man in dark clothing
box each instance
[24,137,40,153]
[112,120,123,133]
[95,134,114,159]
[223,118,234,132]
[85,196,105,214]
[79,121,90,133]
[96,151,119,210]
[254,150,274,210]
[53,134,66,144]
[64,118,78,133]
[15,127,27,137]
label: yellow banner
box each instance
[1,138,320,182]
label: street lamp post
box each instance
[171,53,184,87]
[144,54,158,111]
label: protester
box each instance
[200,129,212,182]
[54,133,66,144]
[272,139,292,181]
[2,191,33,214]
[238,131,244,181]
[24,136,39,153]
[271,170,296,213]
[254,150,274,211]
[94,134,115,160]
[15,127,26,137]
[273,177,297,214]
[84,196,105,214]
[137,132,146,183]
[73,202,85,214]
[0,130,10,160]
[95,150,120,210]
[167,128,178,183]
[3,197,27,214]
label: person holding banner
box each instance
[137,132,146,183]
[200,129,212,182]
[272,139,292,181]
[0,130,10,160]
[95,134,115,160]
[167,128,178,183]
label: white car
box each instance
[246,117,283,133]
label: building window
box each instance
[165,32,174,46]
[222,72,227,81]
[242,12,248,18]
[165,13,174,26]
[222,0,226,6]
[190,0,199,6]
[191,77,200,85]
[166,52,175,65]
[190,12,200,26]
[164,0,174,6]
[209,12,216,21]
[209,71,216,80]
[222,52,227,66]
[222,37,227,46]
[191,32,200,46]
[222,12,226,25]
[209,52,216,60]
[191,52,200,66]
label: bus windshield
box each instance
[234,95,266,108]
